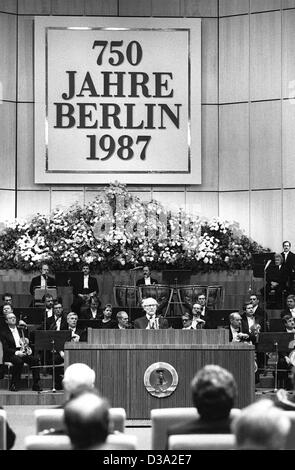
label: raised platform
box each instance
[0,390,64,406]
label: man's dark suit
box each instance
[65,327,87,342]
[136,277,158,286]
[281,251,295,276]
[80,308,101,320]
[43,315,68,331]
[265,263,290,307]
[29,275,56,295]
[72,276,99,297]
[134,315,169,329]
[0,326,40,387]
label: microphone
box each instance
[264,259,272,271]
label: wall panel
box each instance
[282,10,295,99]
[219,0,249,16]
[17,16,34,102]
[17,103,38,189]
[185,191,219,219]
[84,0,117,15]
[50,190,85,210]
[51,0,85,15]
[202,18,218,104]
[0,190,15,222]
[196,105,218,191]
[18,0,51,15]
[16,190,50,219]
[250,190,282,251]
[250,11,281,101]
[250,101,281,190]
[283,189,295,244]
[219,103,249,191]
[118,0,152,16]
[152,190,185,212]
[219,15,249,103]
[0,13,16,101]
[182,0,218,17]
[151,0,180,16]
[0,101,16,190]
[282,0,295,7]
[282,99,295,188]
[250,0,281,12]
[219,191,250,235]
[0,0,17,13]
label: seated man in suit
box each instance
[29,263,55,296]
[134,297,169,329]
[275,314,295,390]
[0,312,42,391]
[136,266,158,286]
[64,312,87,342]
[181,311,193,329]
[191,303,206,329]
[228,312,251,343]
[166,364,237,448]
[281,294,295,319]
[115,311,133,329]
[80,295,101,320]
[72,263,99,316]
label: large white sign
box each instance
[34,17,201,184]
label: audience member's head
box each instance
[182,311,192,328]
[40,263,50,276]
[2,292,13,305]
[229,312,242,329]
[53,301,63,317]
[274,253,283,266]
[192,303,202,317]
[82,263,90,276]
[116,310,129,328]
[232,399,291,450]
[142,266,151,278]
[89,295,101,310]
[283,241,291,253]
[64,391,110,450]
[282,314,295,331]
[191,365,237,421]
[62,363,96,400]
[286,295,295,310]
[197,293,206,307]
[249,294,259,307]
[102,303,112,319]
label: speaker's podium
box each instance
[64,329,255,419]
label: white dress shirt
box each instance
[83,275,89,289]
[55,317,61,331]
[230,326,240,342]
[144,277,151,285]
[9,327,21,348]
[146,315,158,329]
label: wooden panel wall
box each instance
[0,1,294,254]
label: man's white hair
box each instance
[63,363,96,394]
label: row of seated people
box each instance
[19,363,295,450]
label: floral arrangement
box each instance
[0,182,269,273]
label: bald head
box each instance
[62,363,96,398]
[64,392,110,449]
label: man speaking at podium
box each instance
[134,297,168,329]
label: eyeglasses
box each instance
[144,304,157,307]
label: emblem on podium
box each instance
[144,362,178,398]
